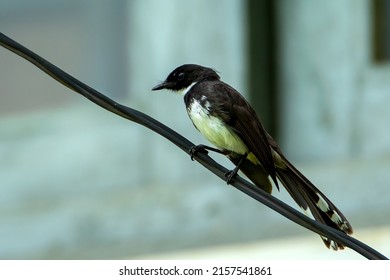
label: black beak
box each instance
[152,81,173,91]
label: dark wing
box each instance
[211,82,278,186]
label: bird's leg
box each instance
[225,153,248,184]
[189,144,227,160]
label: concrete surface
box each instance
[140,226,390,260]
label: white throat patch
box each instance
[178,82,197,96]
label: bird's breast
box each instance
[187,98,248,155]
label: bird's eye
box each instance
[177,72,185,81]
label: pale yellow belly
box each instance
[187,99,259,164]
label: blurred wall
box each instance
[0,0,251,259]
[279,0,368,161]
[0,0,389,259]
[277,0,390,243]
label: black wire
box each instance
[0,32,387,260]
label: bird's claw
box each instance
[189,145,209,160]
[224,170,237,185]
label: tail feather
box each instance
[228,143,353,250]
[276,157,353,250]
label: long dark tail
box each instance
[229,146,353,250]
[275,156,353,250]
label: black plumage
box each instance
[153,64,353,250]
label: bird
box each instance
[152,64,353,250]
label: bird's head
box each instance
[152,64,220,94]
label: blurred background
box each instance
[0,0,390,259]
